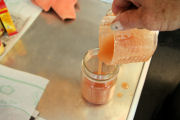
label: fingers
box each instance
[111,0,180,31]
[112,0,131,15]
[111,8,144,30]
[129,0,141,7]
[111,7,172,31]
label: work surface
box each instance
[0,0,148,120]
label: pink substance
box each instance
[98,15,158,65]
[82,75,116,104]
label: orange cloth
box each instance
[32,0,77,20]
[32,0,52,11]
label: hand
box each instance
[111,0,180,31]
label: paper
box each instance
[0,0,42,60]
[0,94,34,120]
[36,117,46,120]
[0,64,48,120]
[100,0,113,3]
[32,110,40,118]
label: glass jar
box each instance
[81,48,119,104]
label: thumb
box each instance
[111,8,144,30]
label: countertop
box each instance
[0,0,149,120]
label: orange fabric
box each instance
[52,0,77,20]
[98,12,158,65]
[98,28,158,64]
[32,0,52,11]
[32,0,77,20]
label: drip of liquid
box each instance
[117,92,123,98]
[122,82,129,89]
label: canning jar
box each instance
[81,48,119,104]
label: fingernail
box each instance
[111,21,123,31]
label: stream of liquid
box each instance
[98,61,102,75]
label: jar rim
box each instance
[82,48,119,82]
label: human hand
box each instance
[111,0,180,31]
